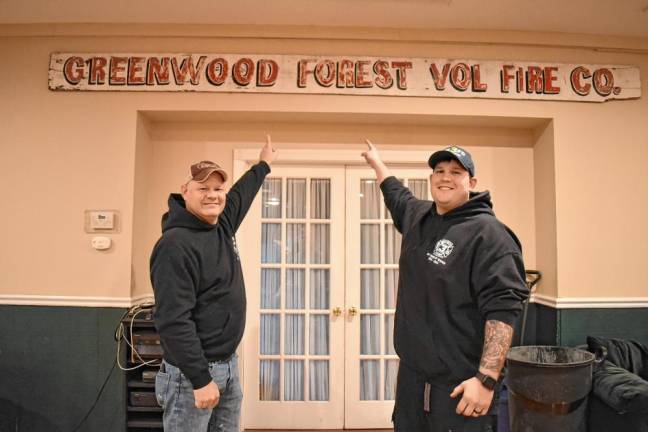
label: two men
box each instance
[151,137,528,432]
[362,141,528,431]
[151,136,276,431]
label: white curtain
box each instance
[285,314,304,355]
[260,314,280,355]
[384,224,402,264]
[361,269,379,309]
[310,315,329,355]
[311,179,330,219]
[286,269,305,309]
[310,224,330,264]
[260,360,280,400]
[310,360,329,401]
[384,360,399,400]
[262,178,282,218]
[261,268,281,309]
[361,314,380,355]
[409,178,428,200]
[385,269,399,309]
[361,224,380,264]
[360,360,380,400]
[310,269,329,309]
[360,179,380,219]
[261,223,281,263]
[384,314,395,355]
[285,360,304,401]
[287,179,306,219]
[286,223,305,264]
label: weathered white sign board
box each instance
[49,53,641,102]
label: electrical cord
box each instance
[115,301,161,371]
[71,301,158,432]
[71,357,117,432]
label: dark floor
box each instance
[246,430,393,431]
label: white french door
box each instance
[344,167,430,429]
[241,166,346,429]
[239,162,430,429]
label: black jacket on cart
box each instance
[587,336,648,432]
[380,176,529,383]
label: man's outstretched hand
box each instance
[361,139,381,168]
[260,134,278,165]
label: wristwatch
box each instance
[475,371,497,390]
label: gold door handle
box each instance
[348,306,358,317]
[332,307,342,317]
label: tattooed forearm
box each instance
[479,320,514,376]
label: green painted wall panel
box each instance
[0,305,126,432]
[558,308,648,347]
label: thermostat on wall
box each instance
[85,210,120,233]
[90,211,114,229]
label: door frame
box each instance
[234,147,431,430]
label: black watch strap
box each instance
[475,371,497,390]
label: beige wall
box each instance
[533,121,558,298]
[131,114,154,301]
[1,26,647,303]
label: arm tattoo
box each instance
[479,320,513,375]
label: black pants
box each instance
[393,361,498,432]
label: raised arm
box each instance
[222,135,277,232]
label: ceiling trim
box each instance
[2,24,648,54]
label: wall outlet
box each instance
[91,236,112,250]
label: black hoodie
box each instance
[380,176,529,384]
[150,161,270,389]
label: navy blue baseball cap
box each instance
[428,146,475,177]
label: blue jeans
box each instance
[155,355,243,432]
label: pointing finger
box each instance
[364,139,374,150]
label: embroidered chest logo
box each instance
[427,239,454,265]
[232,236,240,261]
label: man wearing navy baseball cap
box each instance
[362,141,528,432]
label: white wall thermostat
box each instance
[90,211,114,229]
[84,209,120,233]
[91,236,112,250]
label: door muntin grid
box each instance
[359,177,429,401]
[259,177,332,402]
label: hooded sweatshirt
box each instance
[380,176,529,384]
[150,161,270,389]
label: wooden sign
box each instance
[49,52,641,102]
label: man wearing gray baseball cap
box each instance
[362,141,528,431]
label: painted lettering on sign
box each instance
[49,53,641,102]
[60,55,280,88]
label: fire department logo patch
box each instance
[427,239,454,265]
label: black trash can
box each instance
[506,346,595,432]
